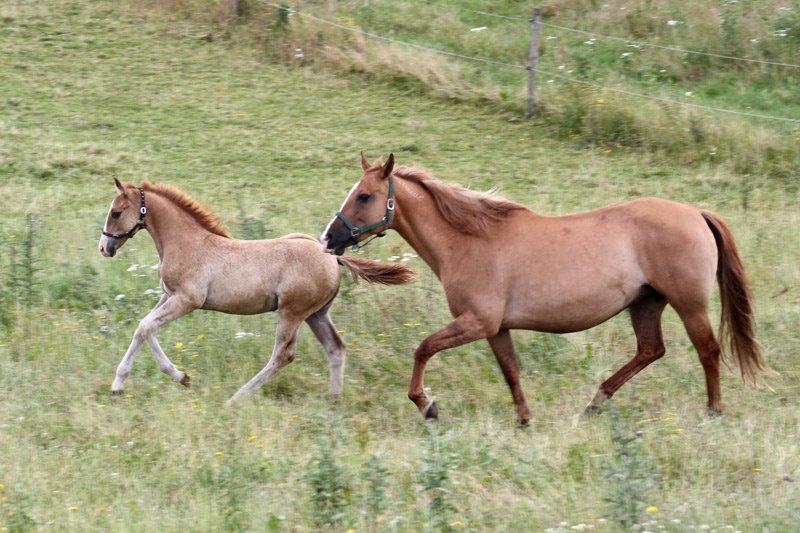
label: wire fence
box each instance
[473,9,800,69]
[269,4,800,124]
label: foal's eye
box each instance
[357,193,371,202]
[111,211,122,219]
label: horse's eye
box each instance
[357,193,371,202]
[111,211,121,219]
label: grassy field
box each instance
[1,1,799,531]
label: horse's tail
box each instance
[702,211,770,385]
[337,255,417,285]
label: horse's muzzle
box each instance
[99,235,117,257]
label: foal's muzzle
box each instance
[99,235,118,257]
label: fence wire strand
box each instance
[275,5,800,124]
[473,10,800,69]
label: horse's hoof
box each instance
[423,401,439,420]
[707,405,723,417]
[517,417,530,427]
[111,389,124,396]
[179,373,191,387]
[581,404,603,418]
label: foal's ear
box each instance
[382,153,394,179]
[114,177,124,193]
[360,151,370,172]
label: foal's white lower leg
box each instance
[111,335,145,393]
[227,315,302,406]
[110,294,194,393]
[148,336,190,385]
[306,312,346,395]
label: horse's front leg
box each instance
[408,311,494,420]
[111,294,195,393]
[111,294,167,394]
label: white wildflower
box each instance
[127,264,139,272]
[470,26,487,32]
[114,294,125,301]
[667,20,680,27]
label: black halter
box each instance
[102,188,147,240]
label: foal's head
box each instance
[98,178,145,257]
[320,152,395,255]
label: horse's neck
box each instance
[392,180,460,278]
[145,193,210,261]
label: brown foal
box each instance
[321,153,768,424]
[99,179,414,404]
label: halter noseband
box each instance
[334,174,395,251]
[102,188,147,240]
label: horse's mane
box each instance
[139,181,231,238]
[392,166,526,236]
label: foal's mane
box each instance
[392,166,526,236]
[139,181,231,238]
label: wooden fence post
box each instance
[525,7,542,119]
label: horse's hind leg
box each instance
[584,294,667,415]
[226,310,303,406]
[487,329,531,425]
[675,307,722,414]
[306,310,346,395]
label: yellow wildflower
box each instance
[645,506,658,514]
[68,506,79,512]
[174,341,185,350]
[215,451,224,457]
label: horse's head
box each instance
[98,178,146,257]
[320,152,395,255]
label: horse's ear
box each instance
[382,153,394,179]
[360,151,370,171]
[114,177,124,193]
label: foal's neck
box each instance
[391,178,462,279]
[144,192,213,260]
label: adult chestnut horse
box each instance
[99,179,414,405]
[321,153,767,424]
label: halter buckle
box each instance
[387,198,395,210]
[140,206,147,215]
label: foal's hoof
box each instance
[707,405,723,417]
[423,401,439,420]
[517,417,530,427]
[111,389,124,397]
[179,373,191,387]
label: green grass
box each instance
[1,1,799,530]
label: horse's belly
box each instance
[202,282,278,315]
[503,277,643,333]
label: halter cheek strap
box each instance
[102,188,147,240]
[335,174,395,251]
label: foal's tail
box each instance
[337,255,417,285]
[702,212,770,385]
